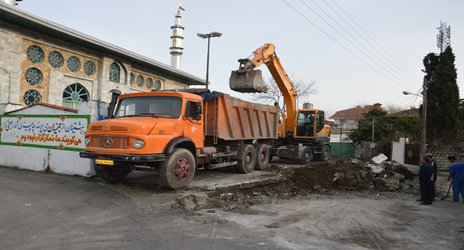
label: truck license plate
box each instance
[96,159,114,165]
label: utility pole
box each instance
[420,77,428,160]
[371,117,375,157]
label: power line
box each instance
[299,0,415,89]
[280,0,412,90]
[329,0,421,84]
[319,0,420,84]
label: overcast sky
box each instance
[18,0,464,115]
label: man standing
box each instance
[426,153,438,201]
[449,155,464,202]
[419,155,434,205]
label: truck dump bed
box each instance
[204,92,278,141]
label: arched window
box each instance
[109,63,120,82]
[62,83,90,109]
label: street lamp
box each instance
[197,31,222,89]
[403,77,428,161]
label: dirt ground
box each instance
[105,158,464,249]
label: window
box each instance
[114,96,182,119]
[296,111,315,137]
[27,45,44,63]
[130,73,135,85]
[48,51,64,68]
[62,83,89,109]
[137,75,144,87]
[146,78,153,89]
[25,67,43,86]
[109,63,120,82]
[83,61,96,76]
[23,90,42,106]
[185,101,202,120]
[154,80,162,90]
[67,56,81,72]
[316,111,325,133]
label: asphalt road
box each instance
[0,167,275,250]
[1,166,464,250]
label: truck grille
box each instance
[91,136,130,149]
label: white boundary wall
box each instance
[0,101,104,176]
[391,138,407,165]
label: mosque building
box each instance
[0,1,204,111]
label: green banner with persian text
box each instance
[0,114,90,152]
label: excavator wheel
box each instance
[299,146,312,165]
[318,145,331,162]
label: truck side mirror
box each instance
[107,89,121,118]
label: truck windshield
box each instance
[114,96,182,118]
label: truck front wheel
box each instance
[160,148,196,189]
[99,164,131,183]
[236,144,256,173]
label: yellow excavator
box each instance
[230,43,331,163]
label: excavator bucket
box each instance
[229,69,268,93]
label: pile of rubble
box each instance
[329,156,415,193]
[180,155,418,210]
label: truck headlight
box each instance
[85,138,90,146]
[132,139,145,149]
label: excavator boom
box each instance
[229,43,297,137]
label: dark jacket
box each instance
[419,162,433,183]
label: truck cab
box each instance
[80,91,204,189]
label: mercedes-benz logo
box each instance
[103,137,113,148]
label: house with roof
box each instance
[0,2,204,114]
[330,103,382,130]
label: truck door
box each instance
[183,100,204,147]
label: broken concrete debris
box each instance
[179,158,418,211]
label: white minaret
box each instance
[170,4,185,69]
[1,0,19,6]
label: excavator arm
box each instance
[230,43,298,137]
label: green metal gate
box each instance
[330,142,355,158]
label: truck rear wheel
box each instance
[159,148,196,189]
[236,144,256,173]
[99,164,131,183]
[299,146,312,164]
[255,144,270,170]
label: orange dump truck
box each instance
[80,89,278,189]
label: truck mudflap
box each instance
[79,151,166,163]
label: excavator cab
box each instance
[229,59,268,93]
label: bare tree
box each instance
[385,104,406,114]
[252,76,317,115]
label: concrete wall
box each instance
[0,146,92,176]
[0,104,94,176]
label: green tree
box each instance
[423,46,460,143]
[349,109,391,143]
[349,109,420,158]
